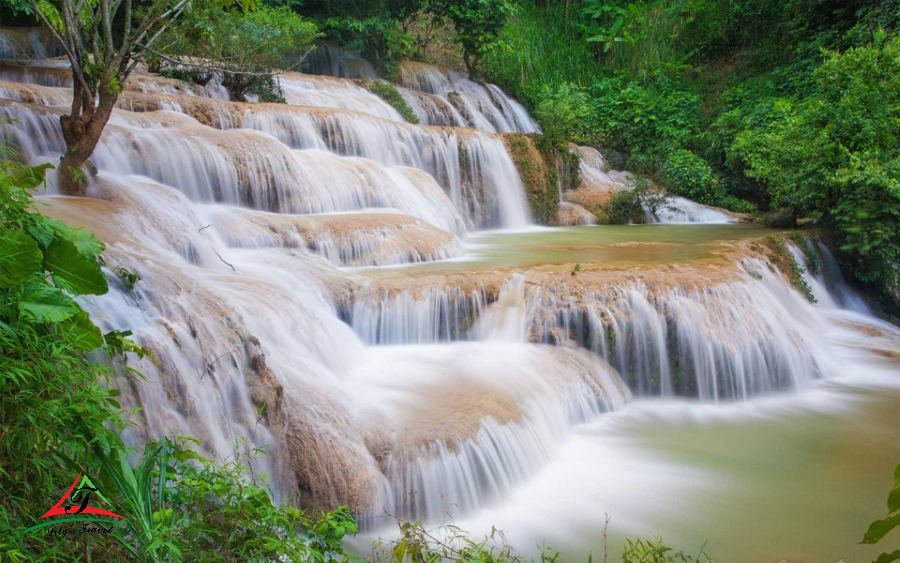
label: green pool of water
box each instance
[358,223,779,276]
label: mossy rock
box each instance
[502,133,559,225]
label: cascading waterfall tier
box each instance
[396,60,539,133]
[349,343,629,522]
[303,43,378,81]
[207,206,465,267]
[344,239,854,402]
[2,86,532,230]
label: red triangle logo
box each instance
[40,472,125,520]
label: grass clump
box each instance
[365,81,421,124]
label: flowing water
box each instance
[2,34,899,562]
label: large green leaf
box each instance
[45,218,105,259]
[863,513,900,544]
[17,280,79,323]
[43,238,108,295]
[58,309,104,351]
[890,486,900,514]
[0,228,43,288]
[7,162,54,189]
[875,551,900,563]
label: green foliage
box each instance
[324,14,415,77]
[662,149,722,206]
[247,75,289,104]
[729,38,900,302]
[0,147,129,562]
[604,176,671,225]
[621,537,711,563]
[591,76,700,172]
[115,266,142,291]
[373,516,534,563]
[365,81,421,123]
[533,83,597,146]
[862,462,900,563]
[582,0,694,81]
[79,433,361,563]
[158,5,320,101]
[482,0,599,100]
[372,515,710,563]
[440,0,516,76]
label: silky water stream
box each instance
[1,36,899,562]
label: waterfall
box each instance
[2,96,532,229]
[0,27,63,59]
[346,286,489,345]
[281,74,405,122]
[397,61,540,134]
[303,43,378,81]
[349,342,628,520]
[2,45,896,532]
[649,196,733,223]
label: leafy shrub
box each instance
[662,149,722,205]
[84,434,360,563]
[441,0,517,77]
[533,83,597,146]
[365,81,421,123]
[730,38,900,305]
[605,176,671,225]
[591,76,700,172]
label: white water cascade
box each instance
[396,61,539,133]
[2,33,900,561]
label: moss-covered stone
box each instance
[502,133,559,225]
[760,233,817,303]
[362,81,420,124]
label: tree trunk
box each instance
[58,91,117,196]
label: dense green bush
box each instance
[591,77,700,172]
[604,177,670,225]
[84,435,360,563]
[307,0,515,78]
[729,38,900,302]
[532,83,597,146]
[662,149,721,205]
[441,0,516,76]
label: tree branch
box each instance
[144,49,298,79]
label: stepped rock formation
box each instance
[2,33,897,527]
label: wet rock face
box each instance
[556,202,597,226]
[765,207,798,228]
